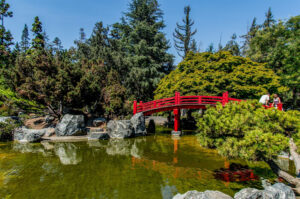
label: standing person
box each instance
[259,93,270,105]
[272,94,281,108]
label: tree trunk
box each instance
[290,138,300,176]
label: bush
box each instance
[0,119,21,141]
[196,101,300,161]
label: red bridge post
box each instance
[173,108,180,132]
[222,91,229,106]
[133,100,137,115]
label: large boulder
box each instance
[264,183,295,199]
[106,120,134,138]
[130,113,147,136]
[173,190,232,199]
[14,127,50,142]
[234,188,262,199]
[55,114,86,136]
[234,183,295,199]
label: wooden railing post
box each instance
[277,103,283,111]
[222,91,229,106]
[139,101,143,111]
[133,100,137,115]
[198,96,202,104]
[175,91,180,105]
[153,101,157,108]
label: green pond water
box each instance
[0,134,290,199]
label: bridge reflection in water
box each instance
[130,137,258,187]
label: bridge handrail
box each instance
[133,91,238,114]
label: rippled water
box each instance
[0,134,281,199]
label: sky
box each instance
[5,0,300,64]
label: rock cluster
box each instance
[173,183,295,199]
[106,113,147,139]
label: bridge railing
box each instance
[133,91,241,114]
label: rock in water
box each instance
[14,127,49,142]
[55,114,86,136]
[173,190,232,199]
[264,183,295,199]
[234,188,263,199]
[130,113,147,136]
[106,120,134,138]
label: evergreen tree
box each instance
[223,33,240,56]
[0,0,12,45]
[241,17,258,55]
[206,43,214,53]
[111,0,173,101]
[31,16,45,49]
[52,37,63,53]
[74,28,91,59]
[20,24,29,52]
[263,7,275,28]
[0,0,13,72]
[173,5,197,58]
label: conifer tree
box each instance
[111,0,173,101]
[0,0,13,70]
[31,16,45,49]
[263,7,275,28]
[223,33,240,56]
[173,5,197,58]
[20,24,29,52]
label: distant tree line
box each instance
[0,0,299,119]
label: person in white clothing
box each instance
[259,93,270,105]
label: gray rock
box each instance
[130,113,147,136]
[173,190,232,199]
[264,183,295,199]
[88,132,109,140]
[14,127,49,142]
[92,118,106,127]
[45,115,55,124]
[43,128,55,137]
[234,188,263,199]
[55,114,86,136]
[106,120,134,138]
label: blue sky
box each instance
[5,0,300,63]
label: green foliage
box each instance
[155,51,286,100]
[196,101,300,161]
[0,84,43,115]
[0,119,21,141]
[31,16,45,49]
[111,0,174,101]
[246,15,300,108]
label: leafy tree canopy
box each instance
[154,51,287,100]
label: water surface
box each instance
[0,134,275,199]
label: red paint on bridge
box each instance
[133,91,241,132]
[133,91,283,132]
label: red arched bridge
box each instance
[133,92,242,133]
[133,91,283,133]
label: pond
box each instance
[0,134,290,199]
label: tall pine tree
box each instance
[173,5,197,58]
[263,7,275,28]
[111,0,173,101]
[31,16,45,49]
[223,33,240,56]
[20,24,29,52]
